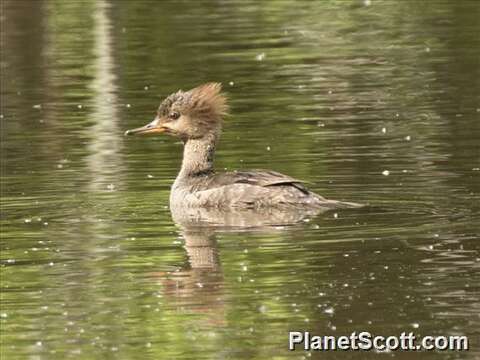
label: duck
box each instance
[125,83,362,211]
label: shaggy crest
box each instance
[158,83,228,125]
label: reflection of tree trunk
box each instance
[86,0,123,192]
[0,1,57,159]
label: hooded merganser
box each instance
[125,83,362,210]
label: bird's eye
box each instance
[169,111,180,120]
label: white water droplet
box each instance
[324,307,335,314]
[255,52,266,61]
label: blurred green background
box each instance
[1,0,479,359]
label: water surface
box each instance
[1,1,479,359]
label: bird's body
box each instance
[125,82,362,213]
[171,169,359,210]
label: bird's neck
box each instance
[178,133,218,180]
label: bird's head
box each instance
[125,82,228,141]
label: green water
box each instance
[1,0,479,359]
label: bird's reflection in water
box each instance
[170,203,328,229]
[155,227,226,326]
[151,205,332,326]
